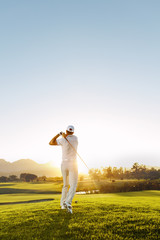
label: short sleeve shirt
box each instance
[56,135,78,162]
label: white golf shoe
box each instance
[61,203,67,209]
[64,202,73,214]
[61,205,67,210]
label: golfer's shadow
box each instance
[51,209,72,239]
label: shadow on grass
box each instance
[0,188,60,194]
[43,209,72,239]
[0,198,55,205]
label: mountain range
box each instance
[0,159,61,177]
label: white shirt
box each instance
[56,135,78,162]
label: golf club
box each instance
[63,135,89,171]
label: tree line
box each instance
[89,162,160,181]
[0,173,63,183]
[0,162,159,183]
[0,173,38,182]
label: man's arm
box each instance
[49,133,61,145]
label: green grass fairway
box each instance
[0,182,62,195]
[0,190,160,240]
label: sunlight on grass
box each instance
[0,190,159,240]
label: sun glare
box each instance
[77,161,88,174]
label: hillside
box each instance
[0,159,61,177]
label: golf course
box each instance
[0,183,159,240]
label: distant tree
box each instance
[102,167,113,180]
[38,176,47,181]
[118,167,124,180]
[139,165,147,179]
[124,168,131,179]
[131,162,141,179]
[20,173,37,182]
[25,174,37,182]
[112,167,118,179]
[8,175,18,182]
[0,176,8,182]
[102,167,108,178]
[20,173,27,181]
[89,168,102,181]
[107,167,113,180]
[147,168,160,180]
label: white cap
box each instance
[66,125,74,133]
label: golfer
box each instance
[49,125,78,213]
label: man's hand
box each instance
[49,131,67,145]
[62,132,67,138]
[59,132,66,138]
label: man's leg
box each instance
[65,163,78,205]
[61,163,69,207]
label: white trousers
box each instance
[61,161,78,206]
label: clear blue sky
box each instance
[0,0,160,171]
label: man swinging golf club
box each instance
[49,125,78,214]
